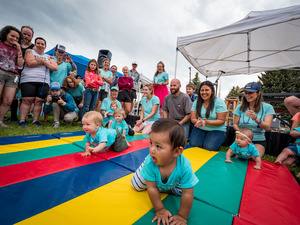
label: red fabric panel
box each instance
[0,139,149,187]
[95,138,149,160]
[233,216,256,225]
[235,160,300,225]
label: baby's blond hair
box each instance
[238,128,254,140]
[113,108,126,118]
[82,111,103,126]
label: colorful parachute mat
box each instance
[0,131,299,225]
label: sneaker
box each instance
[0,122,8,127]
[18,121,27,127]
[4,117,18,122]
[32,121,42,127]
[53,122,60,128]
[27,113,33,119]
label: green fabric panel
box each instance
[73,134,150,149]
[0,144,83,167]
[193,151,248,215]
[133,195,233,225]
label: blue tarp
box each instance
[46,47,123,79]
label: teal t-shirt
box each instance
[153,72,168,83]
[191,97,227,132]
[83,126,117,148]
[140,154,199,192]
[100,97,122,126]
[230,142,260,159]
[141,96,160,121]
[100,69,113,90]
[234,102,275,141]
[50,57,72,85]
[294,127,300,155]
[66,83,85,102]
[110,119,129,135]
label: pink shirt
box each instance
[84,71,103,89]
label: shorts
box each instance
[252,140,267,149]
[131,89,137,100]
[98,90,108,101]
[20,82,50,99]
[110,130,129,152]
[118,90,131,103]
[0,69,19,88]
[286,143,298,156]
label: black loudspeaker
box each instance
[97,49,112,68]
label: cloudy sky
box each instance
[1,0,299,98]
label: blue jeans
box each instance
[189,127,226,151]
[182,123,190,141]
[81,89,99,119]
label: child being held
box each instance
[186,82,198,103]
[225,127,261,170]
[131,118,199,225]
[110,109,129,136]
[275,112,300,166]
[105,102,118,118]
[81,111,129,156]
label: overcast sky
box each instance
[1,0,299,98]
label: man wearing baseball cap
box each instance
[44,44,78,122]
[44,82,79,128]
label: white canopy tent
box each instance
[177,5,300,78]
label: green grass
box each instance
[0,113,82,137]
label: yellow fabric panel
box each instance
[0,139,67,154]
[16,174,168,225]
[16,147,216,225]
[60,136,85,144]
[183,147,218,172]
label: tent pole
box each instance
[174,48,178,78]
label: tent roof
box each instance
[177,5,300,77]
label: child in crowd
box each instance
[105,102,118,119]
[225,128,261,170]
[186,83,198,103]
[81,111,129,156]
[131,118,199,225]
[274,112,300,167]
[81,59,103,119]
[110,109,129,136]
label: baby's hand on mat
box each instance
[225,159,233,163]
[81,151,91,157]
[152,208,172,225]
[170,214,187,225]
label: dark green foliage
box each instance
[226,85,240,98]
[192,72,201,91]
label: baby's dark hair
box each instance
[151,118,186,150]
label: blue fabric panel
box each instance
[110,147,149,172]
[0,160,132,225]
[0,134,55,145]
[51,131,86,139]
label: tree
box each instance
[226,85,240,99]
[192,72,201,91]
[258,70,300,93]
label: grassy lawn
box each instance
[1,112,299,181]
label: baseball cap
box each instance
[50,82,61,90]
[111,86,119,91]
[243,82,262,92]
[55,44,66,53]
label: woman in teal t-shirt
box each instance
[233,82,275,157]
[133,84,160,135]
[190,81,227,151]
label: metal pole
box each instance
[189,67,191,83]
[174,49,178,78]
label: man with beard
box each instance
[162,79,192,140]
